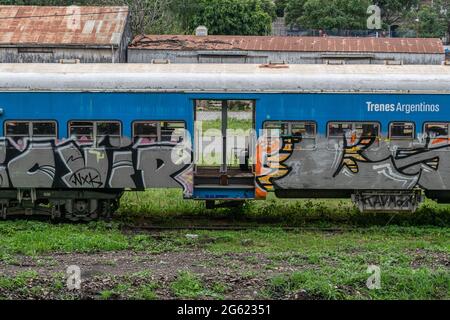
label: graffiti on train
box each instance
[258,131,450,191]
[0,136,193,196]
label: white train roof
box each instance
[0,63,449,93]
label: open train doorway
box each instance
[194,100,256,195]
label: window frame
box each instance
[262,120,317,138]
[326,121,381,139]
[388,121,415,140]
[4,120,58,139]
[67,120,122,144]
[423,122,450,140]
[132,120,186,143]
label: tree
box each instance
[373,0,418,28]
[411,5,447,38]
[274,0,288,17]
[185,0,273,35]
[285,0,370,30]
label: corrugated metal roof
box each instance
[130,35,444,54]
[0,5,128,47]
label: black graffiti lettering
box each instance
[0,136,193,193]
[69,168,102,188]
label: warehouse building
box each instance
[128,32,445,65]
[0,5,131,63]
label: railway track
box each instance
[118,216,353,232]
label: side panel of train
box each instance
[0,91,449,217]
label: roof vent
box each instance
[195,25,208,36]
[259,61,289,68]
[384,59,403,65]
[58,59,80,64]
[325,59,345,65]
[151,59,170,64]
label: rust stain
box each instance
[0,5,128,46]
[130,35,444,54]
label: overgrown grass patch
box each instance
[116,189,450,227]
[0,220,188,259]
[170,271,227,299]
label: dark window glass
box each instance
[6,122,29,136]
[390,122,414,139]
[328,123,352,137]
[161,121,185,142]
[425,123,448,138]
[264,122,288,136]
[33,122,56,137]
[355,123,379,137]
[134,122,158,141]
[291,122,316,137]
[69,121,94,141]
[97,122,120,136]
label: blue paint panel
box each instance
[252,93,450,135]
[0,92,194,138]
[192,188,255,200]
[3,92,448,138]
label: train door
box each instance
[193,100,256,200]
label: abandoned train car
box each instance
[0,63,450,220]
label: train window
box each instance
[291,122,316,138]
[133,121,185,142]
[5,121,57,143]
[133,122,158,142]
[69,121,94,142]
[6,121,29,137]
[33,122,57,137]
[263,122,289,137]
[328,122,379,138]
[355,123,380,139]
[96,122,121,138]
[161,121,185,142]
[424,123,449,139]
[328,123,352,137]
[69,121,121,144]
[389,122,414,139]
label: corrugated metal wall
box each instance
[128,49,444,65]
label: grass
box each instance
[170,271,228,299]
[98,271,159,300]
[187,226,449,300]
[117,189,450,227]
[0,220,189,259]
[0,188,448,300]
[0,221,447,299]
[170,271,206,299]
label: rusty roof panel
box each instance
[130,35,444,54]
[0,5,128,47]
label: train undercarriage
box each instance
[0,188,123,221]
[0,187,441,221]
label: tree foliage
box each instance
[373,0,418,27]
[285,0,370,30]
[183,0,273,35]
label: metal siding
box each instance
[128,48,444,65]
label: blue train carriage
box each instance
[0,63,449,220]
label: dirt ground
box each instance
[0,249,318,299]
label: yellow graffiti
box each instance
[88,149,105,163]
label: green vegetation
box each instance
[117,189,450,227]
[2,0,448,38]
[0,220,188,259]
[170,271,229,299]
[170,271,205,298]
[0,220,448,299]
[191,227,449,299]
[99,272,159,300]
